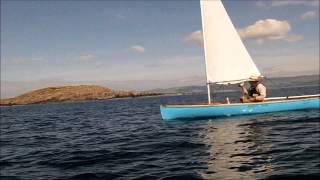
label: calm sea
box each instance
[1,86,319,180]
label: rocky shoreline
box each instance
[0,85,163,106]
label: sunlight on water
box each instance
[200,118,274,179]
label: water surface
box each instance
[1,86,319,179]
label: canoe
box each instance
[160,1,319,120]
[160,95,320,120]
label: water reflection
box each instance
[200,117,274,179]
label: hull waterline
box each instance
[160,97,320,120]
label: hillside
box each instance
[0,85,162,106]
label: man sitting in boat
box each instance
[239,75,266,103]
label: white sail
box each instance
[200,0,261,84]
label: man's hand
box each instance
[238,82,244,87]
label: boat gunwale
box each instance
[161,96,320,108]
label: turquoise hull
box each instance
[160,98,320,120]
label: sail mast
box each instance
[200,0,212,104]
[207,83,211,104]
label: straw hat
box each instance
[248,75,260,82]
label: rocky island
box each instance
[0,85,163,106]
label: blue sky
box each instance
[1,0,319,97]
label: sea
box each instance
[1,86,319,180]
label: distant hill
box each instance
[0,85,162,106]
[151,75,320,94]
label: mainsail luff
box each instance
[200,0,261,84]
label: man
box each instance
[239,75,266,103]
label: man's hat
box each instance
[248,75,260,82]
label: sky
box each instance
[1,0,319,98]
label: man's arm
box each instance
[239,82,249,97]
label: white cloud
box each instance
[131,45,145,54]
[271,0,307,7]
[257,0,319,8]
[300,11,317,20]
[238,19,290,39]
[115,14,126,20]
[184,30,203,47]
[238,19,303,43]
[78,54,97,62]
[271,0,319,7]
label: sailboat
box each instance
[160,0,319,120]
